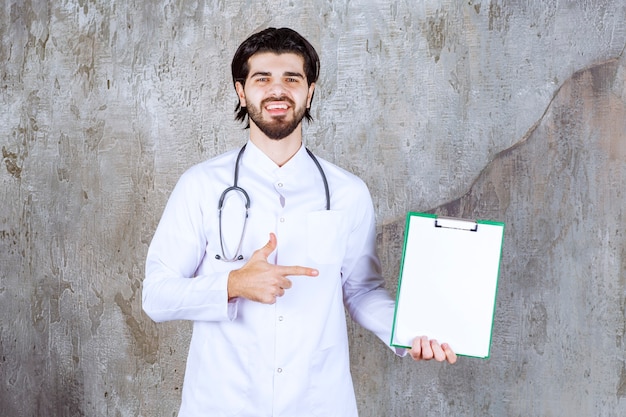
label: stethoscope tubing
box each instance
[216,144,330,262]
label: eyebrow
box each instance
[284,71,305,79]
[249,71,305,79]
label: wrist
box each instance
[227,269,238,300]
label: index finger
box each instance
[275,265,319,277]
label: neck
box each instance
[248,123,303,167]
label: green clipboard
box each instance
[390,212,505,359]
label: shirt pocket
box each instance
[183,325,251,416]
[306,210,347,265]
[307,343,356,417]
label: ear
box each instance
[307,82,316,108]
[235,81,247,107]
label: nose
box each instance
[267,79,287,97]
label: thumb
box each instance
[254,232,277,260]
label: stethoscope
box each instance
[216,144,330,262]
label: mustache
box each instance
[261,96,295,106]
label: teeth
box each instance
[267,103,288,110]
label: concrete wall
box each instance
[1,1,625,416]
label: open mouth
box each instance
[265,103,289,111]
[264,100,292,117]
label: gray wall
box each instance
[1,1,625,416]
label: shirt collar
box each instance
[243,139,310,177]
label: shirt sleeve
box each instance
[340,181,406,356]
[142,169,238,323]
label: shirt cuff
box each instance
[227,297,239,321]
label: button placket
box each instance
[275,177,287,231]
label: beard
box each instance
[246,97,307,140]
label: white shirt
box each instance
[143,140,401,417]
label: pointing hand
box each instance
[227,233,319,304]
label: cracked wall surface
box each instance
[1,1,625,416]
[374,55,626,416]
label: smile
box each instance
[265,103,289,110]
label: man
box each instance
[143,27,456,417]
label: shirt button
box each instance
[277,182,283,188]
[277,368,283,373]
[280,217,285,223]
[278,316,284,321]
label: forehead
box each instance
[246,52,306,76]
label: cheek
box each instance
[243,89,264,105]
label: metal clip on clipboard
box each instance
[434,216,478,232]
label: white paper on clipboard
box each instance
[390,212,505,358]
